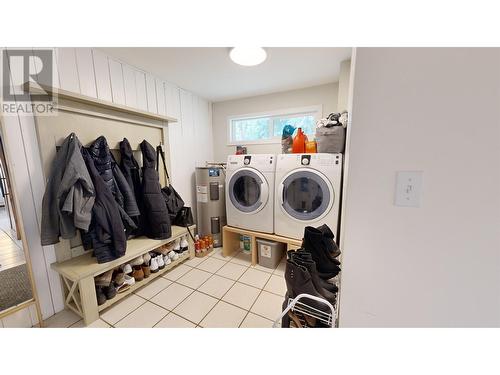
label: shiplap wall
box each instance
[0,47,214,327]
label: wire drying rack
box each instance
[273,293,336,328]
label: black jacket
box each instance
[82,149,126,264]
[88,136,140,219]
[140,140,171,239]
[119,138,146,235]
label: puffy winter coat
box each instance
[88,136,140,220]
[119,138,146,236]
[82,149,126,263]
[140,140,171,239]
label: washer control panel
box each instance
[301,155,311,166]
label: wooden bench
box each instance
[51,225,195,325]
[222,225,302,266]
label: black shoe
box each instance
[103,284,117,300]
[316,224,341,258]
[284,259,332,315]
[95,286,106,306]
[291,249,340,280]
[302,226,341,277]
[289,250,337,303]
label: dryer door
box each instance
[279,168,334,221]
[228,168,269,214]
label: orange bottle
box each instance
[292,128,308,153]
[305,140,317,153]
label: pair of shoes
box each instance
[288,250,338,300]
[301,225,341,279]
[180,235,189,253]
[130,255,144,267]
[121,263,132,274]
[168,250,179,261]
[114,272,135,293]
[150,253,165,273]
[132,265,144,282]
[163,254,172,266]
[284,256,334,318]
[94,270,113,287]
[316,224,341,258]
[95,270,117,305]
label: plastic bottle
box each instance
[305,140,317,153]
[292,128,308,153]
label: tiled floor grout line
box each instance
[101,294,149,327]
[70,252,285,328]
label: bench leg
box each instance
[78,276,99,326]
[188,228,195,259]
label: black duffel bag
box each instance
[156,145,185,221]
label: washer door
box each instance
[279,169,334,221]
[228,168,269,214]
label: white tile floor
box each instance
[45,250,286,328]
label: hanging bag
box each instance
[156,145,185,221]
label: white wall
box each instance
[339,48,500,327]
[211,83,338,162]
[0,47,213,326]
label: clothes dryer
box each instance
[226,154,276,233]
[274,153,342,240]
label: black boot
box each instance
[316,224,341,258]
[302,226,341,277]
[289,251,338,302]
[95,286,106,306]
[103,284,117,300]
[289,250,338,292]
[285,258,332,315]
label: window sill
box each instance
[226,139,282,146]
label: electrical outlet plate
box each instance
[395,171,423,207]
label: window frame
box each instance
[226,105,322,146]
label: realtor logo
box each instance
[1,48,56,115]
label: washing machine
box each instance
[274,153,342,240]
[226,154,276,233]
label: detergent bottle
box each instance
[292,128,308,153]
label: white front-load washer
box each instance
[226,154,276,233]
[274,153,342,240]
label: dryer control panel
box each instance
[227,154,276,172]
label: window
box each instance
[228,106,321,145]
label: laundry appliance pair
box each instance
[225,153,342,240]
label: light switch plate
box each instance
[395,171,423,207]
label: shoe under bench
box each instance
[222,225,302,266]
[51,225,196,326]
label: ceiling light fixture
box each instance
[229,47,267,66]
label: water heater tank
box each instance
[195,166,226,247]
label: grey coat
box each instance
[41,133,95,245]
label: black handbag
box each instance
[156,145,185,221]
[173,206,194,227]
[173,206,195,241]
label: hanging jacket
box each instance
[41,133,95,245]
[140,140,172,239]
[88,136,140,220]
[82,149,126,263]
[119,138,146,235]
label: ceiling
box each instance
[100,47,352,102]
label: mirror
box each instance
[0,136,40,321]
